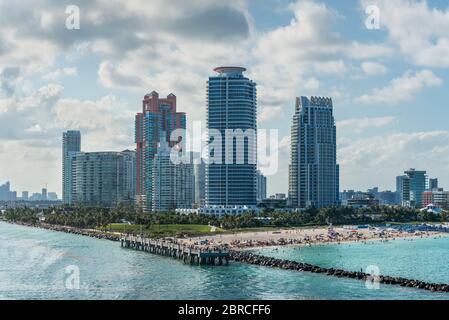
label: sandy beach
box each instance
[180,226,447,250]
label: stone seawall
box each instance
[229,251,449,293]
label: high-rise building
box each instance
[71,152,129,207]
[0,181,17,201]
[396,175,405,205]
[397,168,427,208]
[174,153,195,210]
[256,170,267,202]
[47,192,58,201]
[62,130,81,205]
[122,149,137,202]
[42,188,47,200]
[152,139,175,212]
[29,193,42,201]
[425,176,438,191]
[194,155,206,207]
[289,96,339,209]
[423,189,449,209]
[135,91,186,211]
[0,181,11,201]
[152,138,195,212]
[206,66,257,207]
[9,191,17,201]
[377,190,397,205]
[21,191,29,201]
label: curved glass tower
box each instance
[206,67,257,206]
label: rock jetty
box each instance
[229,250,449,293]
[6,221,121,242]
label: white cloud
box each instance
[337,116,396,134]
[361,0,449,67]
[356,69,442,105]
[314,60,347,75]
[0,84,134,192]
[259,106,283,123]
[42,68,77,81]
[339,130,449,190]
[361,61,388,76]
[347,42,394,60]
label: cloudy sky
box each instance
[0,0,449,196]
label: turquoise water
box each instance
[1,221,448,300]
[256,236,449,284]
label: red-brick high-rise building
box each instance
[135,91,186,211]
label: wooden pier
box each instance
[120,235,229,266]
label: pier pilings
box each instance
[120,235,229,266]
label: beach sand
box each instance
[180,226,447,250]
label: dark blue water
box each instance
[1,222,448,300]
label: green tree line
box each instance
[3,204,449,230]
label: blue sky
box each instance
[0,0,448,196]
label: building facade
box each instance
[289,96,339,209]
[397,168,427,208]
[256,170,267,202]
[426,176,438,191]
[346,192,379,208]
[0,181,14,201]
[62,131,136,207]
[122,149,137,202]
[135,91,186,211]
[71,152,129,207]
[152,139,195,212]
[194,156,206,207]
[174,154,195,209]
[152,140,175,212]
[62,130,81,205]
[423,189,449,209]
[206,66,257,207]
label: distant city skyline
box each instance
[0,180,59,201]
[1,0,449,195]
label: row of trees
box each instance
[3,204,449,230]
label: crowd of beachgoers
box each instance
[182,226,447,250]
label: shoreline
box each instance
[240,233,449,252]
[2,219,447,251]
[181,225,447,251]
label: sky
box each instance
[0,0,449,196]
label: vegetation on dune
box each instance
[103,223,223,238]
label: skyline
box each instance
[1,0,449,195]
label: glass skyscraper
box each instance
[397,168,427,207]
[289,96,339,209]
[62,130,81,205]
[206,67,257,206]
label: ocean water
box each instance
[1,221,448,300]
[255,235,449,284]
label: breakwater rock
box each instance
[229,251,449,293]
[4,221,121,242]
